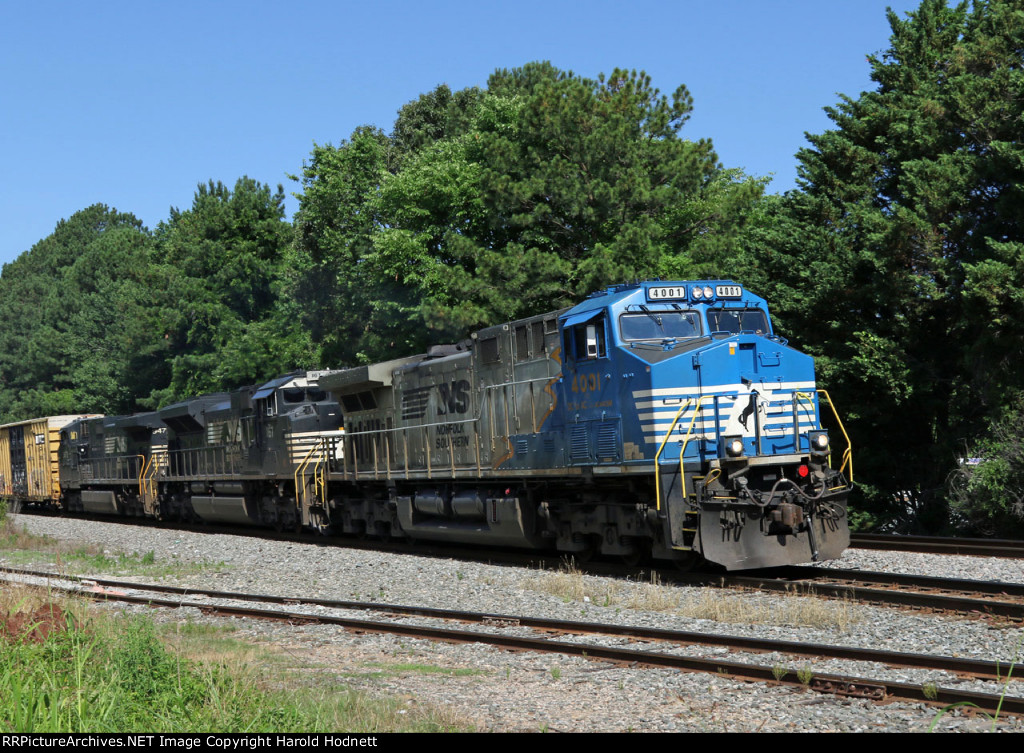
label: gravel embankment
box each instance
[4,513,1024,733]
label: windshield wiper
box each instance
[638,304,663,328]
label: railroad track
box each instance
[3,565,1023,718]
[851,533,1024,558]
[7,508,1024,621]
[12,506,1024,566]
[681,567,1024,622]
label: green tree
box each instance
[148,177,310,404]
[0,205,156,420]
[289,126,426,366]
[291,63,764,363]
[947,398,1024,537]
[765,0,1024,529]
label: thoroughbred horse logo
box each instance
[738,390,759,431]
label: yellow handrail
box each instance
[294,438,330,521]
[146,452,163,497]
[796,390,853,481]
[816,389,852,481]
[676,394,716,502]
[677,394,715,466]
[135,454,147,499]
[653,399,692,512]
[294,440,321,511]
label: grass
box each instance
[0,587,473,733]
[365,663,484,677]
[927,634,1023,732]
[0,513,225,578]
[0,508,478,732]
[517,560,862,631]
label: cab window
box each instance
[571,317,607,360]
[619,311,702,341]
[708,308,769,335]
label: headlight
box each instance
[692,286,704,300]
[703,285,714,299]
[722,435,745,458]
[809,431,830,453]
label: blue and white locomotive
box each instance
[319,279,851,569]
[24,279,849,571]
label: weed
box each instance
[0,525,223,579]
[771,665,787,682]
[922,683,938,701]
[676,590,861,631]
[516,561,857,630]
[797,665,813,685]
[1,585,474,733]
[517,561,619,608]
[550,666,561,681]
[928,634,1022,732]
[380,663,482,677]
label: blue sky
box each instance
[1,0,924,268]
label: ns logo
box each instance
[437,379,471,415]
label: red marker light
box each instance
[797,464,809,478]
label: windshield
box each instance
[619,311,702,341]
[707,308,769,334]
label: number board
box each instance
[646,285,687,301]
[715,285,743,299]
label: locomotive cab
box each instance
[555,281,851,569]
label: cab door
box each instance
[560,311,621,465]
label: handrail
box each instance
[814,389,853,481]
[677,394,715,464]
[676,394,716,503]
[653,399,692,512]
[145,451,163,495]
[294,438,324,515]
[795,390,852,481]
[136,454,148,500]
[163,445,236,478]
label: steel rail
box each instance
[688,572,1024,621]
[781,566,1024,598]
[852,533,1024,559]
[14,578,1022,718]
[2,566,1022,687]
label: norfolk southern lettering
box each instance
[436,379,470,415]
[434,422,470,449]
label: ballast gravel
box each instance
[4,513,1024,733]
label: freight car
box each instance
[3,280,852,570]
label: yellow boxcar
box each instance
[0,415,101,505]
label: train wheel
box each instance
[671,551,702,572]
[572,541,597,564]
[620,541,649,567]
